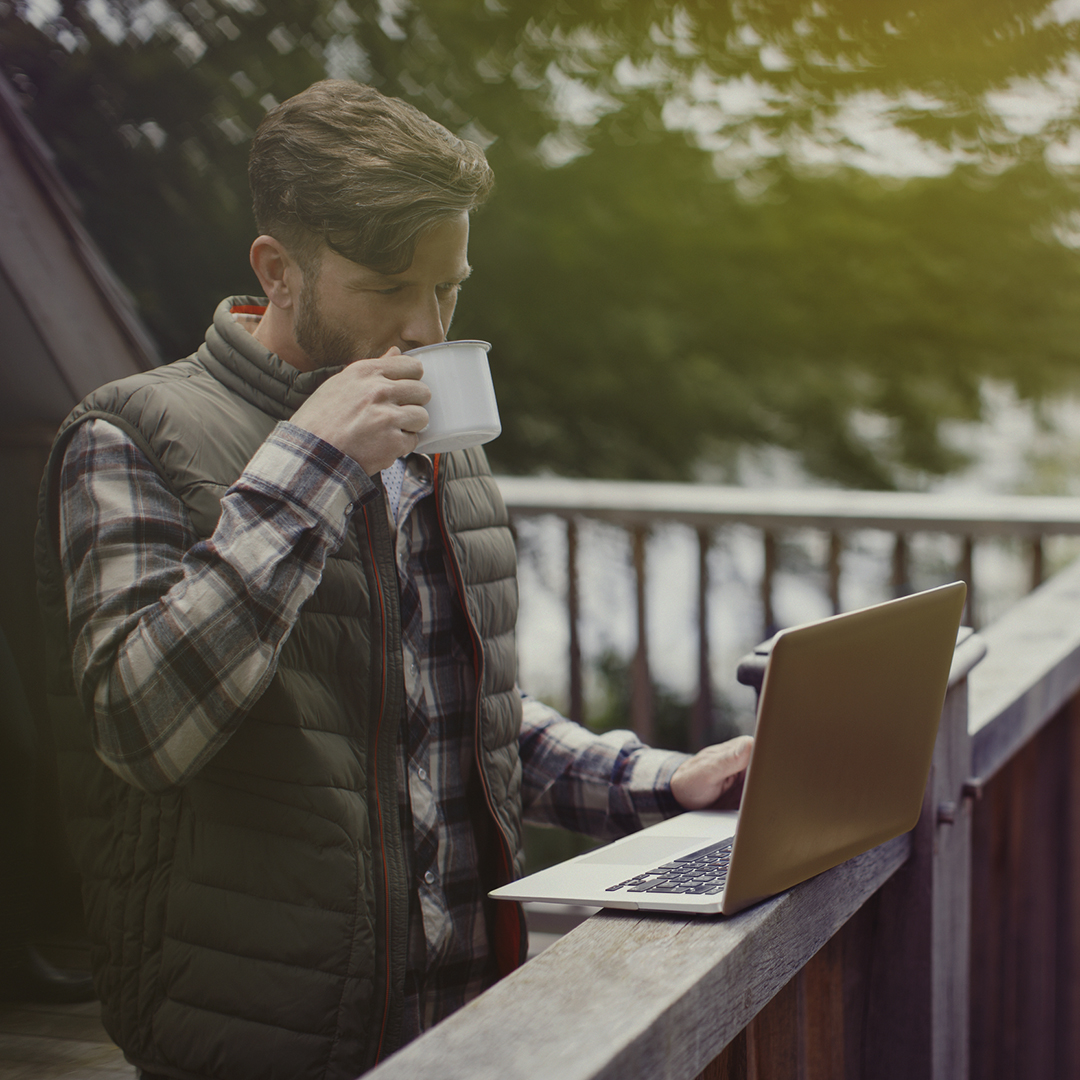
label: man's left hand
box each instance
[670,735,754,811]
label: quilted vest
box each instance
[34,298,526,1080]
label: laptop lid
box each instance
[720,579,966,914]
[491,581,966,917]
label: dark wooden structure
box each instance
[0,67,157,678]
[0,70,157,932]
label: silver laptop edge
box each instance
[491,581,967,917]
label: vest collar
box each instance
[197,296,346,420]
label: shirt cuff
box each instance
[233,421,378,542]
[617,745,691,827]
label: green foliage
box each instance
[5,0,1080,486]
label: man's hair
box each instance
[249,80,493,274]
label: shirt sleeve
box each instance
[60,417,375,793]
[517,693,690,839]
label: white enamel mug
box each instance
[407,339,501,455]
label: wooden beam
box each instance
[495,475,1080,538]
[692,526,712,751]
[630,526,653,744]
[892,533,909,597]
[365,836,910,1080]
[827,531,842,615]
[1029,535,1044,593]
[761,531,777,639]
[565,517,583,727]
[958,536,976,629]
[970,556,1080,783]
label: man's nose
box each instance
[400,293,446,350]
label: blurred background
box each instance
[7,0,1080,482]
[7,0,1080,877]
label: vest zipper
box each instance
[432,454,525,975]
[363,504,396,1064]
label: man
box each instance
[35,80,752,1080]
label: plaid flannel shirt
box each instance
[59,414,687,1044]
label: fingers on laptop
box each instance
[670,735,754,811]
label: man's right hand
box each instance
[289,348,431,475]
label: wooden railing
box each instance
[362,482,1080,1080]
[498,477,1080,743]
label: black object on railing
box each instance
[735,635,780,698]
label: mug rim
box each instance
[405,339,491,355]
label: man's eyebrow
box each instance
[355,264,473,287]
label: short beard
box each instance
[293,269,354,369]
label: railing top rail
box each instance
[969,555,1080,781]
[496,475,1080,536]
[367,835,909,1080]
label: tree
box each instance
[4,0,1080,486]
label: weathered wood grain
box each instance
[950,629,987,689]
[969,701,1080,1080]
[932,673,973,1080]
[798,931,844,1080]
[1064,700,1080,1080]
[497,475,1080,537]
[745,973,798,1079]
[367,835,909,1080]
[969,556,1080,782]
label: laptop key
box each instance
[674,840,734,864]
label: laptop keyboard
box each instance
[604,838,733,896]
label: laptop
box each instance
[491,580,967,917]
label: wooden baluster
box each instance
[827,531,843,615]
[892,533,909,597]
[762,530,777,638]
[1029,534,1044,592]
[630,526,653,743]
[565,517,583,726]
[692,527,712,751]
[958,536,976,629]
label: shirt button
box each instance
[411,662,419,676]
[417,767,428,782]
[424,870,436,885]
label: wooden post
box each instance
[565,517,583,726]
[860,653,976,1079]
[761,531,777,638]
[969,697,1080,1079]
[891,533,909,597]
[1029,534,1044,593]
[958,536,976,629]
[827,531,843,615]
[1065,698,1080,1079]
[692,527,712,751]
[630,526,653,744]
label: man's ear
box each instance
[250,235,302,310]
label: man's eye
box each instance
[438,282,461,295]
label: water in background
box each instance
[513,382,1080,735]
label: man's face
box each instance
[293,211,471,370]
